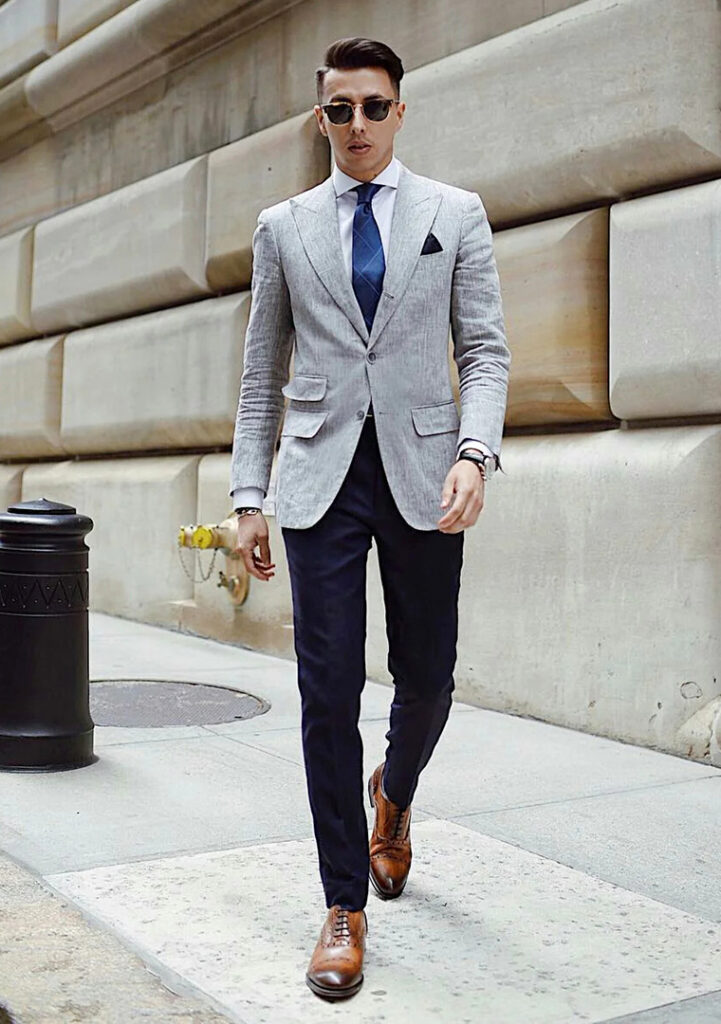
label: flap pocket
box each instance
[411,400,460,436]
[281,409,328,438]
[281,374,328,401]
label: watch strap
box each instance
[458,450,494,481]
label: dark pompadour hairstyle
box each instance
[315,37,404,103]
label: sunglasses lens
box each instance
[323,100,394,124]
[325,103,353,124]
[364,99,391,121]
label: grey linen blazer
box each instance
[229,159,511,531]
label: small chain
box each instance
[177,543,219,583]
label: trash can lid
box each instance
[6,498,77,516]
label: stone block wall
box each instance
[451,426,721,758]
[57,1,137,48]
[0,335,64,456]
[0,0,587,236]
[0,0,59,89]
[609,178,721,421]
[1,0,720,764]
[0,226,34,343]
[58,294,250,453]
[31,157,210,332]
[494,208,610,426]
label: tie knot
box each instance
[354,181,382,206]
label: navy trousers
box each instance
[281,413,464,911]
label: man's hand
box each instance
[437,461,485,533]
[231,512,276,581]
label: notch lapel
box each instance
[367,164,442,350]
[290,177,369,343]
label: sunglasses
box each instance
[320,98,400,125]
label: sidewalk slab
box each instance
[602,989,721,1023]
[46,821,721,1024]
[0,732,314,874]
[455,775,721,922]
[243,706,719,817]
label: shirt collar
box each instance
[332,155,401,198]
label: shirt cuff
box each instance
[457,438,494,458]
[230,486,265,510]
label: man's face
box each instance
[313,66,405,182]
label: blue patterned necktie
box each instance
[351,181,385,334]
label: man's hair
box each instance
[315,37,404,103]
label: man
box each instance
[229,37,510,1001]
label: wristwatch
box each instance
[457,449,496,481]
[234,506,262,517]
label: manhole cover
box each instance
[90,679,270,727]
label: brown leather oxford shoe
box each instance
[368,761,412,899]
[305,904,367,1000]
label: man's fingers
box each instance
[439,467,461,517]
[234,523,275,581]
[240,545,269,581]
[438,477,467,524]
[438,498,465,529]
[440,481,455,509]
[438,465,485,531]
[258,536,273,568]
[439,492,461,520]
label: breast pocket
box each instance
[416,247,453,269]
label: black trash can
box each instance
[0,498,97,771]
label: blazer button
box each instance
[356,410,364,420]
[367,352,376,362]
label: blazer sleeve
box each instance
[450,192,511,459]
[228,210,295,500]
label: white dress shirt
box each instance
[231,155,492,511]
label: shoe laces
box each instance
[389,803,410,841]
[331,908,352,944]
[378,773,410,841]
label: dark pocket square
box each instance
[420,232,443,255]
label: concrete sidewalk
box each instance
[1,612,721,1024]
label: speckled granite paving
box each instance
[45,822,721,1024]
[0,852,232,1024]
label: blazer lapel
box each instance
[367,163,442,351]
[290,177,369,343]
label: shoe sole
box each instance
[367,772,409,901]
[305,973,364,1000]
